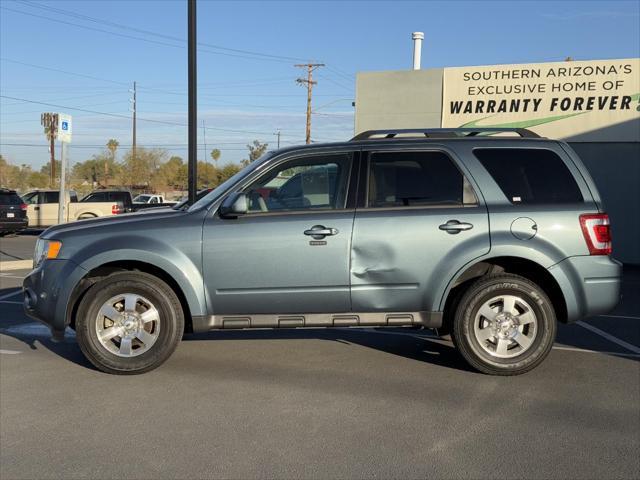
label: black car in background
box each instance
[0,188,28,236]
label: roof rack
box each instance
[350,128,540,141]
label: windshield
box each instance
[134,195,151,203]
[188,152,276,211]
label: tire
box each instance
[451,274,556,376]
[75,271,184,374]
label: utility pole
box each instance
[40,112,58,187]
[274,130,281,149]
[187,0,197,204]
[295,63,324,144]
[130,81,137,161]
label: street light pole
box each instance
[188,0,198,204]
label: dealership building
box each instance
[355,57,640,264]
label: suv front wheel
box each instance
[451,274,556,375]
[75,271,184,374]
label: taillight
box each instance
[112,204,122,215]
[20,203,27,211]
[580,213,612,255]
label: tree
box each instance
[106,139,120,185]
[120,147,167,188]
[40,160,62,178]
[210,148,221,163]
[154,156,186,191]
[71,152,121,187]
[0,155,11,186]
[242,140,268,166]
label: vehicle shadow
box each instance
[183,327,474,372]
[0,314,471,373]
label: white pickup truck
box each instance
[21,189,123,228]
[132,194,177,205]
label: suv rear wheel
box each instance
[75,271,184,374]
[451,274,556,375]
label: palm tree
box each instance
[210,148,221,163]
[106,139,119,186]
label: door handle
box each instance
[34,206,40,211]
[304,225,339,239]
[439,220,473,234]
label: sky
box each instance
[1,0,639,169]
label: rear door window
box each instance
[474,148,583,204]
[42,191,59,203]
[367,151,472,207]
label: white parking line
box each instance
[0,349,22,355]
[576,321,640,354]
[597,314,640,320]
[0,274,27,279]
[351,327,640,358]
[0,290,21,301]
[552,346,640,358]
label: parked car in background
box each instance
[0,188,28,236]
[82,190,177,212]
[24,128,621,376]
[133,194,177,205]
[21,189,123,228]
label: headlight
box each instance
[33,239,62,268]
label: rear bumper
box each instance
[23,259,88,336]
[549,255,622,323]
[0,219,28,232]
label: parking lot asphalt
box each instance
[1,266,639,479]
[0,231,39,263]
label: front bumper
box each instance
[549,255,622,323]
[23,258,88,336]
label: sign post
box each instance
[57,114,72,224]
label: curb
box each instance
[0,260,32,272]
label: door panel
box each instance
[351,149,490,313]
[203,211,354,314]
[351,207,489,312]
[202,151,356,316]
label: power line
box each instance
[3,4,304,64]
[0,95,299,137]
[18,0,310,62]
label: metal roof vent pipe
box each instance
[412,32,424,70]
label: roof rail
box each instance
[350,128,541,141]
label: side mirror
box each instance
[219,192,248,218]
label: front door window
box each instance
[244,154,351,213]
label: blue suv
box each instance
[24,128,622,375]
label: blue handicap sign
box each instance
[61,121,69,131]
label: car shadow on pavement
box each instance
[0,320,472,373]
[0,326,98,371]
[183,327,475,373]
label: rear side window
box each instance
[110,192,129,203]
[368,151,467,207]
[42,191,59,203]
[0,193,21,205]
[474,148,583,204]
[84,192,106,202]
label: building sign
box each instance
[442,58,640,141]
